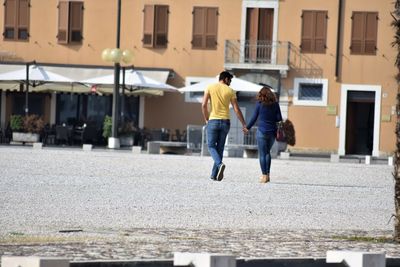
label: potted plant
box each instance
[9,115,23,132]
[102,115,112,140]
[11,114,44,143]
[119,120,136,146]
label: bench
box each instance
[226,144,258,158]
[147,141,187,155]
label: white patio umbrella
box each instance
[80,69,177,94]
[0,64,73,84]
[0,64,74,115]
[178,76,265,93]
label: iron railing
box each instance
[225,40,323,78]
[225,40,290,66]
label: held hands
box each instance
[243,127,249,134]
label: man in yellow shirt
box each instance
[201,71,246,181]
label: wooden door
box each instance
[245,8,274,63]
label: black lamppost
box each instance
[101,0,133,148]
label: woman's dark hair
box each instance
[256,86,276,105]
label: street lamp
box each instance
[100,0,134,149]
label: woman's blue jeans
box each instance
[256,130,275,175]
[207,119,230,178]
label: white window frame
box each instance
[184,76,211,103]
[293,77,328,106]
[241,0,279,64]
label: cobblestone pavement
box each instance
[1,229,400,261]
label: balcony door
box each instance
[245,8,274,63]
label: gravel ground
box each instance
[0,146,398,260]
[0,146,394,233]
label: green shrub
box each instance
[9,115,23,132]
[103,115,112,139]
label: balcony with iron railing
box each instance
[224,40,323,78]
[224,40,290,71]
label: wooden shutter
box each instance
[154,5,168,47]
[301,11,313,52]
[70,1,83,42]
[57,1,69,43]
[314,11,327,53]
[192,7,205,48]
[4,0,17,39]
[364,12,378,54]
[17,0,29,40]
[258,8,273,42]
[143,5,154,47]
[301,10,327,53]
[351,12,364,54]
[205,8,218,49]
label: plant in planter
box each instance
[23,115,45,134]
[11,114,45,143]
[118,120,136,146]
[9,115,23,132]
[102,115,112,139]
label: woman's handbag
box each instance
[276,122,286,142]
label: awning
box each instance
[0,63,172,94]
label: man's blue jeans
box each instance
[256,130,276,175]
[207,119,230,178]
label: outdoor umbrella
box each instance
[0,64,74,114]
[178,76,264,92]
[0,64,73,84]
[80,69,177,95]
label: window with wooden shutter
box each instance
[300,10,327,54]
[351,12,378,55]
[154,5,168,47]
[70,1,83,42]
[143,5,154,47]
[142,5,169,48]
[57,1,84,44]
[3,0,30,41]
[192,7,218,49]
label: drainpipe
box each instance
[335,0,343,80]
[277,71,281,102]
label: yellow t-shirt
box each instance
[205,83,237,120]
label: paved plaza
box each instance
[0,146,399,261]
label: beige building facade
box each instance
[0,0,396,156]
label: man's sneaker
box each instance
[216,163,225,181]
[210,177,217,181]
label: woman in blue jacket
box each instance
[245,86,282,183]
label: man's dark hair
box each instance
[219,71,233,81]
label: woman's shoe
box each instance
[259,174,270,183]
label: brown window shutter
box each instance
[301,11,314,53]
[4,0,17,40]
[364,12,378,54]
[17,0,29,40]
[258,8,273,41]
[154,5,168,47]
[205,8,218,49]
[351,12,364,54]
[70,1,83,43]
[192,7,205,48]
[143,5,154,47]
[57,1,69,43]
[314,11,327,53]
